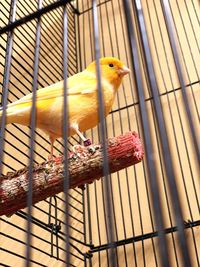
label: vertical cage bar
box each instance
[98,2,132,265]
[160,0,200,166]
[26,0,43,265]
[132,1,193,267]
[0,0,17,175]
[75,2,89,258]
[122,0,170,267]
[63,3,70,266]
[114,2,147,264]
[80,2,94,264]
[92,0,117,266]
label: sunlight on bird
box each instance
[0,57,130,159]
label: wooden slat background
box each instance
[0,0,199,266]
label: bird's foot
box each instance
[72,139,91,154]
[54,155,63,164]
[73,144,85,154]
[48,154,54,162]
[48,154,63,165]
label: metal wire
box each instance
[122,1,170,266]
[26,0,42,265]
[132,1,192,266]
[0,0,17,178]
[0,0,199,266]
[160,0,200,166]
[1,1,86,266]
[92,0,118,266]
[0,0,78,35]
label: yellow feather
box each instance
[0,57,130,145]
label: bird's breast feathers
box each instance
[44,76,115,136]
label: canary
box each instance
[0,57,130,157]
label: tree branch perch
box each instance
[0,131,144,216]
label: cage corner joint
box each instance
[0,131,144,217]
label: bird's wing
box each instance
[7,71,97,108]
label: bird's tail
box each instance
[0,101,31,128]
[0,105,21,125]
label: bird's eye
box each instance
[109,63,114,68]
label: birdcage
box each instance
[0,0,199,266]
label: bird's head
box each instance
[86,57,130,89]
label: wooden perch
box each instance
[0,131,144,216]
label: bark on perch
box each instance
[0,131,144,216]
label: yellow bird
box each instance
[0,57,130,158]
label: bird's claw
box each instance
[48,154,54,162]
[73,144,85,154]
[73,138,92,153]
[47,154,63,165]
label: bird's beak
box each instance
[119,65,131,76]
